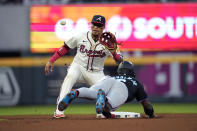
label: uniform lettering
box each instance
[79,45,106,58]
[115,76,137,86]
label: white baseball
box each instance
[60,20,66,25]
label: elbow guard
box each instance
[49,44,70,63]
[57,44,70,56]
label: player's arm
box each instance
[136,82,156,118]
[112,52,123,64]
[45,43,70,75]
[109,47,123,64]
[140,99,156,118]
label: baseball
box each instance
[60,20,66,25]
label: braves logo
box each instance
[96,17,102,21]
[80,45,106,58]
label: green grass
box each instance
[118,103,197,113]
[0,103,197,116]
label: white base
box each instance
[96,112,140,119]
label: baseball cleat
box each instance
[102,110,115,119]
[96,89,106,114]
[53,112,65,119]
[58,89,78,111]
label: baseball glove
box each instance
[99,32,118,50]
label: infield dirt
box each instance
[0,114,197,131]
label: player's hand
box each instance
[109,48,116,54]
[45,61,54,75]
[148,114,157,118]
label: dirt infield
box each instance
[0,114,197,131]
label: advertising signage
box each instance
[30,3,197,53]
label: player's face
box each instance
[91,23,105,36]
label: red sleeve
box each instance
[112,52,123,64]
[49,44,70,63]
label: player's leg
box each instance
[105,81,128,111]
[77,87,97,99]
[58,89,79,111]
[96,80,128,118]
[82,70,105,86]
[75,77,118,118]
[77,77,115,99]
[96,89,116,118]
[57,77,113,112]
[54,62,82,118]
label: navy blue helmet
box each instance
[117,61,136,78]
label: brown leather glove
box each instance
[99,32,118,50]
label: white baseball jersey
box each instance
[65,31,112,71]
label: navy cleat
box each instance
[58,89,78,111]
[96,89,106,114]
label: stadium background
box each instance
[0,0,197,107]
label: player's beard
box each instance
[92,34,99,42]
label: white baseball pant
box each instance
[78,77,128,111]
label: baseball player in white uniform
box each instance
[45,15,123,118]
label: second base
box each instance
[96,112,140,119]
